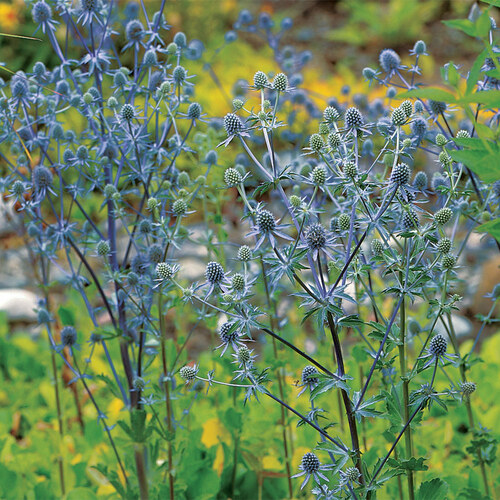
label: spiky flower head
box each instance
[362,67,377,81]
[309,133,324,152]
[343,467,361,483]
[379,49,401,72]
[133,377,146,391]
[306,223,327,251]
[256,209,276,233]
[400,100,413,118]
[224,167,242,187]
[206,261,224,284]
[143,49,157,66]
[126,20,145,42]
[231,273,245,292]
[460,381,476,397]
[411,116,427,137]
[429,334,447,357]
[429,100,447,115]
[338,213,351,231]
[219,322,239,344]
[139,219,152,234]
[237,345,251,364]
[172,199,187,216]
[437,237,452,254]
[173,32,186,47]
[33,166,53,190]
[345,107,363,129]
[301,453,320,474]
[172,65,187,85]
[61,326,77,347]
[318,122,329,135]
[205,150,218,165]
[441,254,456,270]
[179,365,197,382]
[434,207,453,226]
[32,1,52,23]
[224,113,243,136]
[12,180,25,197]
[456,129,471,139]
[120,104,135,121]
[311,165,326,185]
[391,107,407,126]
[436,134,447,147]
[232,98,244,110]
[371,239,384,256]
[253,71,269,89]
[156,262,173,281]
[328,132,341,149]
[238,245,252,262]
[290,195,302,208]
[96,240,110,256]
[390,163,410,185]
[272,73,288,92]
[187,102,202,120]
[301,365,319,386]
[402,208,419,230]
[413,40,427,55]
[323,106,340,124]
[344,161,357,178]
[148,245,163,264]
[413,171,428,190]
[438,151,452,167]
[177,171,190,188]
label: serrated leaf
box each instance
[417,478,449,500]
[388,457,429,471]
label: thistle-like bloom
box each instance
[419,334,457,368]
[247,206,292,250]
[216,322,245,356]
[292,452,334,489]
[202,261,230,297]
[297,365,320,397]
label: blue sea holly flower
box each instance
[292,452,334,489]
[246,207,293,250]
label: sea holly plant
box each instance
[179,10,499,500]
[0,1,499,499]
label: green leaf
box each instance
[476,218,500,241]
[467,49,488,94]
[480,0,500,6]
[475,9,493,38]
[449,141,500,182]
[417,478,449,500]
[460,90,500,107]
[58,305,75,326]
[388,457,429,471]
[66,488,98,500]
[442,62,460,88]
[457,487,489,499]
[442,19,478,38]
[397,87,457,103]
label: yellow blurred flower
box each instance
[0,2,19,32]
